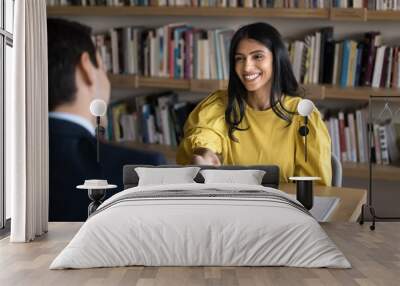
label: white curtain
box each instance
[8,0,48,242]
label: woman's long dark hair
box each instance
[226,22,302,141]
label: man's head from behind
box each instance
[47,18,110,113]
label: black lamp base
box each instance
[87,189,106,216]
[296,180,314,210]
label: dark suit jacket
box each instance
[49,118,167,222]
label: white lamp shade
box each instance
[297,99,314,117]
[90,99,107,117]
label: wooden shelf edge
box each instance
[330,8,367,21]
[47,6,400,21]
[343,162,400,181]
[325,85,400,100]
[302,84,324,100]
[47,6,328,18]
[109,75,400,100]
[138,76,190,90]
[108,74,138,89]
[367,10,400,21]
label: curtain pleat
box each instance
[10,0,48,242]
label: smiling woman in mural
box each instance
[177,22,332,186]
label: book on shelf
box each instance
[333,0,400,9]
[106,91,198,147]
[287,29,400,89]
[323,107,400,165]
[94,24,234,81]
[92,22,400,90]
[46,0,330,8]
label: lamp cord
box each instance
[96,116,100,163]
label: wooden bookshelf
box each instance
[50,5,400,184]
[47,6,400,22]
[108,74,400,101]
[47,6,328,19]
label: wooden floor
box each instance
[0,222,399,286]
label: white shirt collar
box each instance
[49,112,95,137]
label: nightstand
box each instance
[76,180,117,217]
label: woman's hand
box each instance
[191,148,221,166]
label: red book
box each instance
[338,112,347,162]
[363,32,382,86]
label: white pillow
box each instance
[135,167,201,186]
[200,169,266,185]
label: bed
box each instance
[50,165,350,269]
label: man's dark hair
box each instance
[47,18,98,111]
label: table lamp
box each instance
[89,99,107,163]
[290,99,320,210]
[297,99,314,162]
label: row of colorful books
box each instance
[95,24,400,89]
[46,0,328,8]
[333,0,400,10]
[288,30,400,88]
[94,25,234,80]
[323,109,400,165]
[106,92,197,146]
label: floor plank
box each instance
[0,222,399,286]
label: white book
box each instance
[149,31,158,77]
[158,96,175,145]
[353,0,363,8]
[293,41,305,83]
[202,39,210,79]
[147,115,157,144]
[372,45,386,88]
[331,118,341,161]
[131,30,138,74]
[219,31,228,80]
[313,32,321,84]
[122,27,132,74]
[110,29,120,74]
[347,113,358,162]
[309,34,315,85]
[214,30,224,80]
[345,127,352,162]
[160,108,171,145]
[208,30,217,80]
[356,109,368,163]
[228,0,238,7]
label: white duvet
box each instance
[50,183,351,269]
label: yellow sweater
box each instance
[176,90,332,186]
